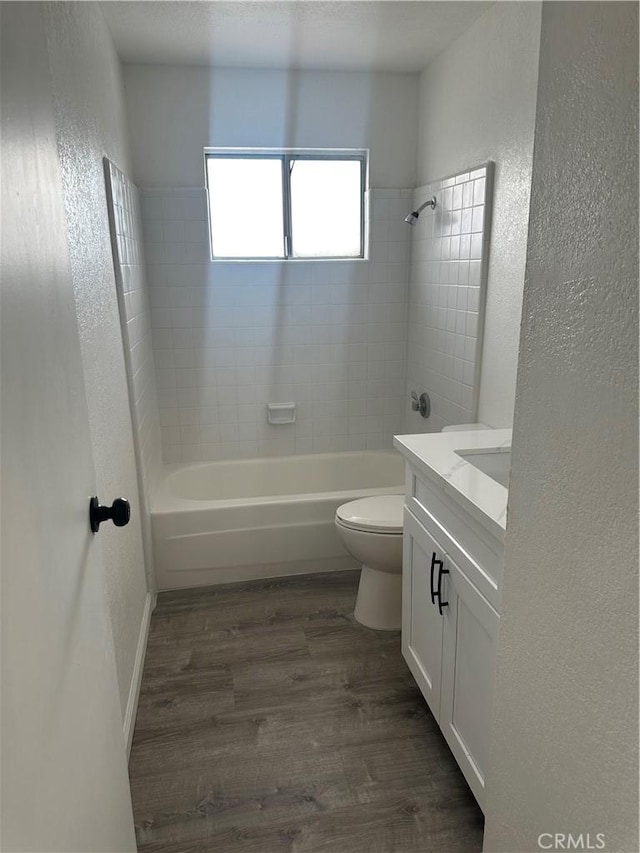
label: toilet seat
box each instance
[335,495,404,535]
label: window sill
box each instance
[207,256,370,264]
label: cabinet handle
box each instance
[430,552,442,604]
[436,562,450,616]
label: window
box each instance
[205,149,367,260]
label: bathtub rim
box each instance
[152,449,405,515]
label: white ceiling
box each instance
[101,1,493,72]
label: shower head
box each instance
[404,195,437,225]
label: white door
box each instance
[402,508,446,720]
[1,5,136,851]
[440,554,500,811]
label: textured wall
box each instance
[484,3,638,851]
[417,2,541,428]
[1,4,136,848]
[123,65,418,189]
[142,187,410,463]
[404,164,493,434]
[44,2,151,726]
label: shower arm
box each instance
[415,196,437,215]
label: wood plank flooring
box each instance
[129,571,484,853]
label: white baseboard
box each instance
[123,591,155,757]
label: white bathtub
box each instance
[151,451,405,589]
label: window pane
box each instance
[290,160,362,258]
[207,157,284,258]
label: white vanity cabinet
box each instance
[400,463,504,812]
[439,545,500,808]
[402,509,446,714]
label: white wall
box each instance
[142,187,411,463]
[121,63,418,463]
[484,3,638,851]
[123,65,418,188]
[44,3,153,732]
[1,4,136,849]
[416,2,542,428]
[404,165,493,434]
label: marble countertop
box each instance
[393,428,512,540]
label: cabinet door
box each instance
[440,556,500,810]
[402,508,446,721]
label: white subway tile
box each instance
[199,407,219,426]
[473,177,486,205]
[140,194,163,221]
[176,388,199,407]
[461,181,473,210]
[156,368,176,389]
[404,166,491,434]
[140,179,497,461]
[181,444,202,462]
[142,218,164,243]
[459,234,471,260]
[462,361,476,386]
[472,206,485,233]
[175,368,197,389]
[156,388,177,409]
[470,233,483,260]
[371,198,390,219]
[163,445,182,463]
[464,336,476,361]
[467,287,480,312]
[161,426,180,445]
[154,350,175,369]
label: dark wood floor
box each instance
[129,571,484,853]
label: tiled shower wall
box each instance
[404,163,493,433]
[141,188,412,463]
[104,161,162,577]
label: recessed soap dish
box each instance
[267,403,296,425]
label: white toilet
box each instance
[335,494,405,630]
[335,423,491,631]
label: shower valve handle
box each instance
[89,496,130,533]
[410,391,431,419]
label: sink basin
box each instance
[455,447,511,488]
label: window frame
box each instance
[204,148,368,261]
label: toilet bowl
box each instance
[336,425,492,631]
[335,495,404,631]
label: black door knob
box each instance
[89,496,130,533]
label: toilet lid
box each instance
[336,495,404,534]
